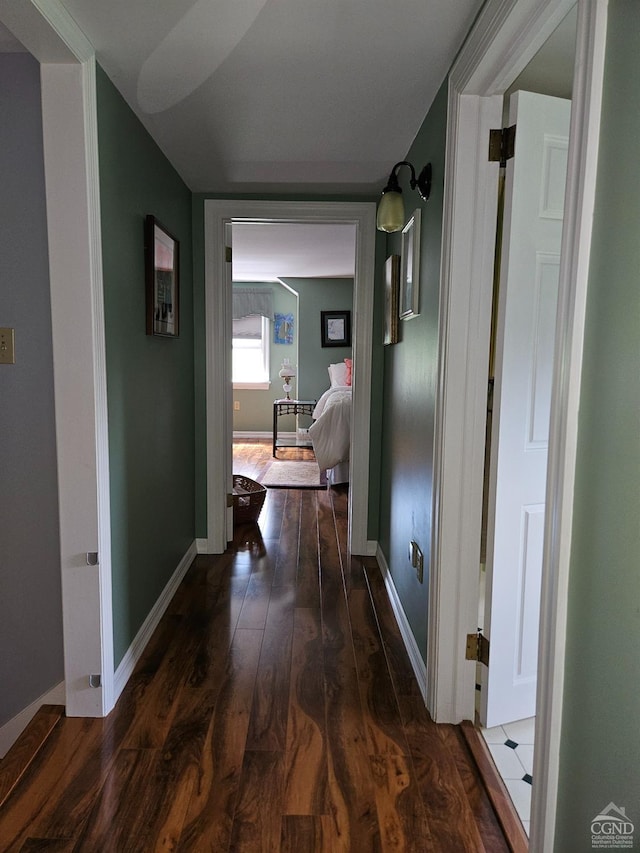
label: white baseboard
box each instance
[196,538,209,554]
[375,544,428,702]
[233,430,272,439]
[113,540,198,704]
[0,681,66,759]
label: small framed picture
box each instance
[383,254,400,345]
[321,310,351,347]
[145,215,180,337]
[274,312,294,344]
[400,209,421,320]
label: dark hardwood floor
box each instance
[0,440,510,851]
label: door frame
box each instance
[2,0,115,716]
[429,0,607,848]
[203,200,377,556]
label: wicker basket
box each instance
[232,474,267,525]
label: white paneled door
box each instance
[481,91,571,729]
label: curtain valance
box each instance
[232,287,273,320]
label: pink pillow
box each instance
[344,357,352,386]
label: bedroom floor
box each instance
[233,437,317,482]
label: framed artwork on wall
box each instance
[321,310,351,347]
[145,215,180,337]
[400,209,421,320]
[274,312,294,344]
[383,254,400,345]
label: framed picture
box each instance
[321,310,351,347]
[383,254,400,345]
[400,209,421,320]
[145,215,180,337]
[274,312,294,344]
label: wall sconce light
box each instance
[278,358,296,400]
[376,161,432,233]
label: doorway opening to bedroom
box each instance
[203,200,375,556]
[230,220,356,506]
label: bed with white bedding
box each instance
[309,383,352,485]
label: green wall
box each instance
[97,66,195,666]
[376,79,448,661]
[555,1,640,847]
[282,277,353,403]
[232,277,354,433]
[232,281,298,431]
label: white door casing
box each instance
[204,200,376,556]
[224,222,234,542]
[432,0,607,849]
[482,91,571,729]
[1,0,115,716]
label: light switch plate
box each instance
[0,328,15,364]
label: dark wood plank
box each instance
[369,754,433,853]
[120,614,201,750]
[348,588,410,757]
[458,722,525,852]
[0,439,510,853]
[0,717,117,851]
[245,588,295,751]
[70,748,158,852]
[272,490,301,587]
[280,815,334,852]
[283,607,328,815]
[0,705,63,809]
[318,494,380,852]
[399,697,498,853]
[295,490,321,608]
[176,628,262,851]
[236,572,273,630]
[229,750,284,852]
[19,839,75,851]
[363,563,424,699]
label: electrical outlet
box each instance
[234,401,240,411]
[410,540,424,583]
[415,546,424,583]
[0,328,15,364]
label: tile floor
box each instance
[481,717,535,836]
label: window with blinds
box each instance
[232,314,270,388]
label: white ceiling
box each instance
[232,222,356,281]
[51,0,484,195]
[0,1,576,281]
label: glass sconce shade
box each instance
[376,161,432,232]
[376,190,405,233]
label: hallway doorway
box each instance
[203,200,376,557]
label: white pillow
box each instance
[328,362,349,387]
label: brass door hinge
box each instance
[227,492,234,508]
[225,245,232,263]
[466,631,490,666]
[489,125,516,167]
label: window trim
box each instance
[232,314,271,388]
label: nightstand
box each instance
[272,399,316,456]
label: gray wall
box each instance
[555,0,640,846]
[0,53,64,726]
